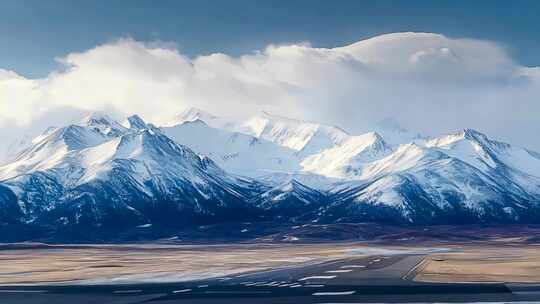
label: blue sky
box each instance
[2,0,540,77]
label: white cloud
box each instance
[1,32,539,153]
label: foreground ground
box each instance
[1,235,540,303]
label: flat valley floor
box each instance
[1,237,540,303]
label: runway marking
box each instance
[289,283,302,288]
[340,265,366,269]
[299,275,336,281]
[113,289,142,294]
[301,284,325,288]
[256,281,281,286]
[204,290,271,294]
[172,289,192,294]
[313,290,356,296]
[0,290,47,293]
[402,257,429,280]
[325,269,353,273]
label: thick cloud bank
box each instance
[1,32,539,150]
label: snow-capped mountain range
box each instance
[1,108,540,240]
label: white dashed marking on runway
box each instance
[0,290,47,293]
[289,283,303,288]
[325,269,353,273]
[340,265,366,269]
[172,289,192,293]
[301,284,325,288]
[313,290,356,296]
[204,290,271,294]
[299,275,336,281]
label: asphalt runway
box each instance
[1,253,540,303]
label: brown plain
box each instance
[413,245,540,283]
[0,243,364,285]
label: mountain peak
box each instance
[258,111,316,126]
[279,179,306,191]
[80,111,126,137]
[80,111,115,126]
[111,128,196,165]
[125,114,147,130]
[246,112,350,152]
[179,118,209,128]
[365,131,384,141]
[462,128,488,140]
[364,131,392,152]
[426,128,490,148]
[163,107,218,127]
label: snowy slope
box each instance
[0,113,154,183]
[242,112,350,155]
[426,129,540,177]
[161,108,355,183]
[162,119,300,178]
[0,134,34,165]
[0,116,261,228]
[167,108,351,156]
[79,112,127,137]
[253,179,326,219]
[425,129,540,194]
[0,125,109,182]
[301,132,393,179]
[320,134,540,224]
